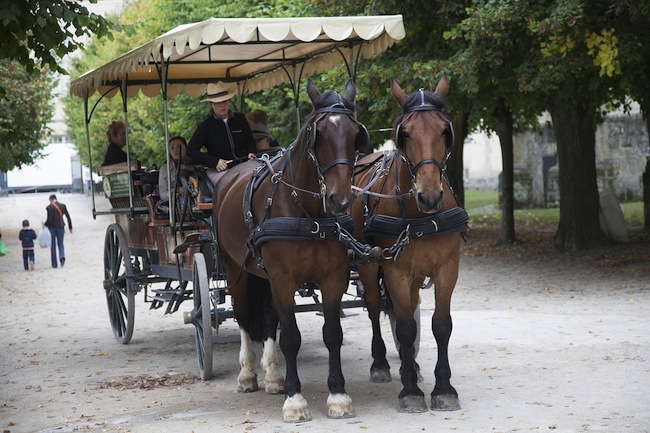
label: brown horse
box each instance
[351,75,468,413]
[212,79,364,422]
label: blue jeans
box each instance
[49,227,65,268]
[22,249,35,270]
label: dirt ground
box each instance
[0,193,649,433]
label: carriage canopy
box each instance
[70,15,405,100]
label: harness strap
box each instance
[250,215,354,246]
[364,207,469,239]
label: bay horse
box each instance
[351,75,469,413]
[212,79,364,422]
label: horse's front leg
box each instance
[320,278,355,419]
[385,270,427,413]
[430,269,460,411]
[359,263,391,382]
[275,287,311,422]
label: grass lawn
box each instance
[464,189,645,228]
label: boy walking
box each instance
[19,220,37,271]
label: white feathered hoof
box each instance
[327,393,356,419]
[430,393,460,411]
[237,376,259,393]
[283,394,312,423]
[264,377,284,395]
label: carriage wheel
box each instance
[103,224,136,344]
[192,253,213,380]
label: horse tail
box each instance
[245,274,277,342]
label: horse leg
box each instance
[246,274,284,394]
[387,272,427,413]
[430,272,460,411]
[261,337,283,394]
[321,284,355,419]
[238,328,259,392]
[275,289,311,423]
[360,265,391,382]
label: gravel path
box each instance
[1,193,648,433]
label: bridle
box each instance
[395,89,453,182]
[279,102,361,212]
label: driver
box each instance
[186,82,256,185]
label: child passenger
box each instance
[19,219,37,271]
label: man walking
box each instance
[44,194,73,268]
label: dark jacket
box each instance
[19,228,37,249]
[45,202,73,230]
[102,142,128,166]
[187,111,256,168]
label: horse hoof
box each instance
[430,394,460,411]
[237,378,259,393]
[398,395,428,413]
[283,394,312,423]
[370,368,392,383]
[327,393,356,419]
[264,379,284,395]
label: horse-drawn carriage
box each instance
[71,15,469,422]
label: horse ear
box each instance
[390,78,408,106]
[343,79,356,103]
[434,73,449,100]
[307,78,320,105]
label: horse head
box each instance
[391,75,452,214]
[300,78,361,216]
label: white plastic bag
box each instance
[39,228,51,248]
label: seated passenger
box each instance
[101,120,128,166]
[249,121,280,154]
[246,109,281,149]
[156,136,187,214]
[158,136,187,202]
[186,82,256,185]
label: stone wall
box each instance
[511,112,649,208]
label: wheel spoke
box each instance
[104,224,135,344]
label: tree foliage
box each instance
[0,60,54,172]
[65,0,311,169]
[0,0,117,76]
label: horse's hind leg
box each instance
[260,336,284,394]
[248,274,284,394]
[238,329,259,392]
[360,266,391,382]
[430,276,460,411]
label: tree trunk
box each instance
[548,97,604,251]
[644,117,650,229]
[493,98,516,245]
[447,112,468,207]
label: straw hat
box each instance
[202,81,236,103]
[249,122,274,141]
